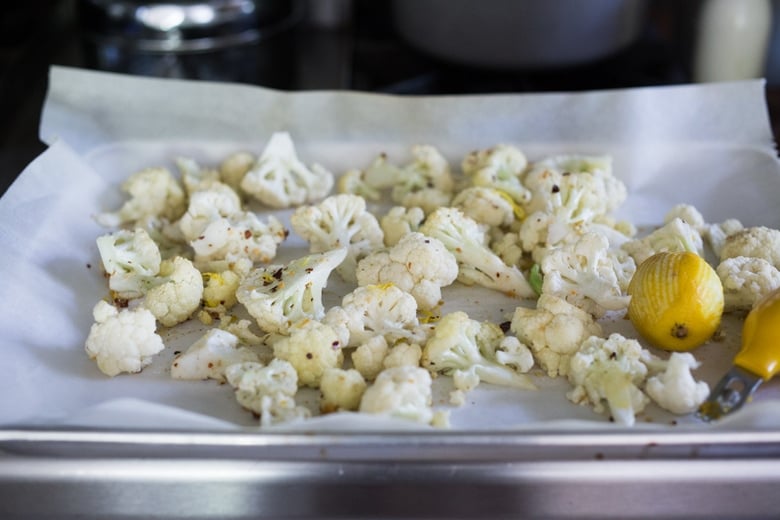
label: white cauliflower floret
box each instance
[510,294,603,377]
[566,333,650,426]
[451,186,517,228]
[421,311,535,390]
[380,206,425,247]
[201,270,242,318]
[383,342,423,369]
[644,352,709,415]
[95,167,186,228]
[84,300,165,376]
[219,151,256,192]
[621,217,704,265]
[323,284,420,347]
[319,368,367,413]
[177,182,243,242]
[663,203,707,229]
[143,256,203,327]
[717,256,780,311]
[719,226,780,268]
[391,145,455,214]
[271,319,345,388]
[190,212,288,273]
[337,153,399,201]
[240,131,334,208]
[236,248,346,334]
[491,336,535,373]
[490,231,527,269]
[704,218,744,258]
[540,232,636,317]
[359,366,436,425]
[135,215,189,261]
[175,156,221,195]
[461,144,531,205]
[220,318,267,347]
[96,228,162,300]
[351,335,389,381]
[170,329,260,381]
[420,207,535,298]
[524,154,623,215]
[225,360,310,427]
[290,193,384,282]
[356,232,458,311]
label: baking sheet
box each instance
[2,66,780,432]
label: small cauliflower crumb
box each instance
[319,368,367,413]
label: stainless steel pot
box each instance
[392,0,649,70]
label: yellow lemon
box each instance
[627,251,724,351]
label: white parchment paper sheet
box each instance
[1,66,779,432]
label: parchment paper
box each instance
[2,65,780,432]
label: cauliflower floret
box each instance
[271,319,345,388]
[290,193,384,282]
[225,360,311,427]
[220,318,268,348]
[703,218,744,258]
[236,248,346,334]
[491,336,535,373]
[461,144,531,205]
[380,206,425,247]
[719,226,780,268]
[219,151,256,192]
[663,203,706,229]
[323,284,420,347]
[490,231,527,269]
[175,156,221,195]
[319,368,368,413]
[190,212,288,273]
[201,269,242,318]
[240,131,334,209]
[351,335,389,381]
[510,294,603,377]
[644,352,709,415]
[421,311,535,390]
[170,329,260,381]
[451,186,517,228]
[540,232,636,317]
[95,167,186,228]
[359,366,436,425]
[566,333,650,426]
[391,145,455,214]
[717,256,780,311]
[84,300,165,376]
[337,152,400,201]
[356,232,458,311]
[177,182,243,242]
[420,207,535,298]
[383,342,423,369]
[96,228,162,300]
[621,217,704,265]
[143,256,203,327]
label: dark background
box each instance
[2,0,779,197]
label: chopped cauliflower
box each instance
[540,232,635,317]
[451,186,517,229]
[336,152,399,201]
[290,193,384,282]
[703,218,744,258]
[95,167,186,228]
[491,336,535,373]
[84,300,165,376]
[383,342,423,369]
[201,269,242,318]
[566,333,650,426]
[719,226,780,268]
[421,311,535,391]
[177,181,243,242]
[319,368,368,413]
[225,360,310,427]
[143,256,204,327]
[621,217,704,265]
[175,156,221,195]
[663,203,707,229]
[380,206,425,247]
[359,366,436,425]
[461,144,531,206]
[170,329,260,381]
[236,248,347,334]
[323,284,420,347]
[219,151,256,192]
[240,131,334,208]
[356,232,458,310]
[391,145,455,214]
[644,352,709,415]
[510,294,603,377]
[420,207,535,298]
[96,227,162,300]
[717,256,780,311]
[351,335,389,381]
[271,319,345,388]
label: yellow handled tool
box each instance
[697,287,780,421]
